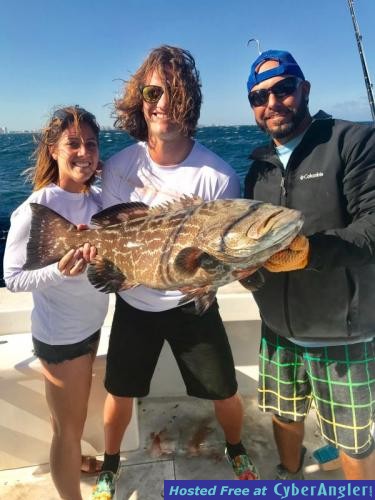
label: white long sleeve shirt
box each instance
[102,140,241,312]
[4,184,109,344]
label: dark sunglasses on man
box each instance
[248,76,302,107]
[139,85,165,103]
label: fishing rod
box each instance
[247,38,262,55]
[347,0,375,121]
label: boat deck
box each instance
[0,284,344,499]
[0,395,344,499]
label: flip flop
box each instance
[81,455,103,474]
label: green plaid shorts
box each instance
[259,324,375,457]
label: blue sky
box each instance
[1,0,374,131]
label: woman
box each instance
[3,106,109,500]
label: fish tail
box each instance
[23,203,78,270]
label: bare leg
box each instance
[42,351,95,500]
[272,415,304,472]
[340,450,375,479]
[213,392,244,444]
[103,395,134,454]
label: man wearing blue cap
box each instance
[244,49,375,480]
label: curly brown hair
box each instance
[114,45,202,141]
[28,106,100,192]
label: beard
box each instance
[256,99,309,140]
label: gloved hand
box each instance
[263,235,309,272]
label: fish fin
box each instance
[118,283,140,291]
[87,257,130,293]
[174,247,204,275]
[178,194,204,207]
[178,286,217,315]
[91,202,149,227]
[23,203,76,270]
[239,270,265,291]
[149,195,204,216]
[194,291,217,315]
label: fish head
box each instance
[199,199,304,263]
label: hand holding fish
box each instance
[57,225,97,275]
[58,248,87,276]
[263,235,309,272]
[76,225,97,263]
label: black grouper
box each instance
[24,196,303,313]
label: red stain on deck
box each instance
[148,419,223,462]
[188,419,214,456]
[149,429,175,458]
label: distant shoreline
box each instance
[2,119,373,135]
[0,124,259,135]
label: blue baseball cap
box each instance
[247,50,305,92]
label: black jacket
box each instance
[244,111,375,342]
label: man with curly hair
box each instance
[92,46,259,498]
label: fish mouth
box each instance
[246,208,301,238]
[262,216,304,247]
[223,207,303,258]
[249,209,304,255]
[247,209,284,236]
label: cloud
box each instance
[330,96,373,121]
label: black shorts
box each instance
[32,330,100,364]
[105,296,238,400]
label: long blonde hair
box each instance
[28,106,100,192]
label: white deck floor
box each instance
[0,395,344,499]
[0,284,344,499]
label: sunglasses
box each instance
[140,85,165,103]
[248,77,301,107]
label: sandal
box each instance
[81,455,103,474]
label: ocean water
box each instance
[0,126,267,287]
